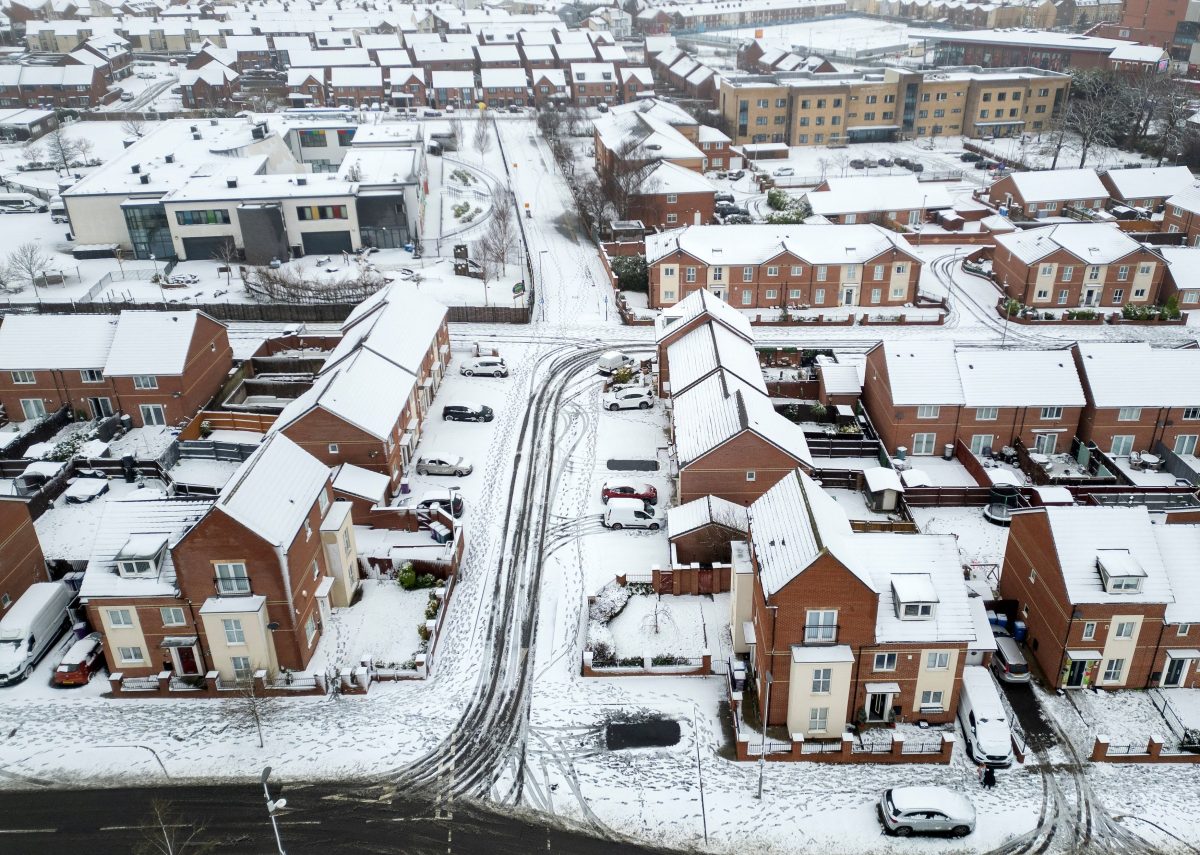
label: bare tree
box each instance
[473,116,493,155]
[1066,97,1119,168]
[477,188,519,275]
[1152,89,1196,166]
[448,116,465,151]
[832,153,851,177]
[232,671,280,749]
[214,240,241,286]
[21,142,42,169]
[7,242,50,286]
[134,800,216,855]
[44,127,80,172]
[597,139,654,222]
[75,136,96,166]
[536,107,562,140]
[640,597,675,635]
[121,118,147,138]
[569,173,608,236]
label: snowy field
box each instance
[606,592,728,661]
[307,579,430,672]
[909,506,1010,569]
[695,15,918,59]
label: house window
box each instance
[1112,289,1124,304]
[1058,290,1069,305]
[1102,659,1124,683]
[1117,407,1141,422]
[1184,407,1200,421]
[119,559,155,576]
[1114,621,1135,639]
[666,213,677,224]
[970,434,993,455]
[1082,621,1096,641]
[1,594,9,608]
[9,370,34,384]
[916,405,940,419]
[223,618,245,645]
[1088,266,1100,280]
[926,651,950,670]
[912,433,936,455]
[873,264,884,280]
[811,667,832,693]
[1028,567,1038,584]
[317,489,330,516]
[745,470,756,482]
[920,690,944,710]
[663,267,676,277]
[711,267,723,282]
[870,289,881,304]
[874,652,897,671]
[108,608,133,627]
[665,194,677,204]
[808,707,829,732]
[789,289,801,299]
[740,290,752,306]
[133,375,158,389]
[1040,406,1062,420]
[767,266,779,277]
[765,289,777,300]
[790,265,803,276]
[231,656,252,680]
[816,265,828,281]
[742,267,753,282]
[305,613,318,646]
[903,603,933,618]
[814,288,825,303]
[804,609,837,643]
[685,267,696,283]
[80,369,103,383]
[215,562,250,594]
[1061,266,1073,281]
[976,407,998,421]
[1178,624,1190,636]
[1111,435,1135,456]
[160,607,186,627]
[118,646,144,664]
[328,443,339,454]
[140,405,166,426]
[1117,265,1129,281]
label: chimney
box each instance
[165,153,175,163]
[297,176,307,185]
[139,173,150,184]
[227,177,238,188]
[192,132,202,140]
[130,163,140,173]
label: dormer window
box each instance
[1096,549,1145,593]
[115,534,168,578]
[892,573,938,621]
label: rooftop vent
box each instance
[130,163,140,174]
[192,132,202,141]
[165,154,174,164]
[210,119,218,126]
[227,177,238,189]
[297,176,307,185]
[139,173,150,184]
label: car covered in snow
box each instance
[601,479,657,504]
[878,786,975,837]
[602,386,654,411]
[415,454,473,477]
[53,632,104,687]
[459,356,508,377]
[442,402,494,422]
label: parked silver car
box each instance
[878,786,975,838]
[991,635,1032,684]
[415,454,473,477]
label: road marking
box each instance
[279,820,322,826]
[98,825,189,832]
[0,828,57,834]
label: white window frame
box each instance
[1111,435,1135,456]
[118,646,144,664]
[1082,621,1096,641]
[804,609,837,643]
[10,370,35,384]
[328,443,339,454]
[920,690,944,710]
[139,404,166,426]
[1102,658,1124,683]
[808,706,829,732]
[305,613,318,647]
[1040,406,1063,420]
[160,606,186,627]
[926,651,950,670]
[912,432,936,455]
[811,667,832,694]
[1114,621,1135,639]
[976,407,998,421]
[223,618,246,645]
[133,374,158,390]
[873,652,897,671]
[215,561,250,594]
[231,656,252,681]
[916,405,940,419]
[108,608,133,627]
[1117,407,1141,422]
[80,369,103,383]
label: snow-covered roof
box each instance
[635,159,713,195]
[412,42,476,63]
[667,494,749,539]
[1108,43,1167,63]
[1003,168,1109,204]
[327,282,446,376]
[330,66,383,88]
[432,70,475,89]
[480,67,529,88]
[286,47,371,67]
[655,287,753,344]
[79,495,210,599]
[0,314,117,370]
[332,462,389,504]
[672,370,811,467]
[1159,245,1200,289]
[817,361,861,396]
[645,223,918,267]
[1166,184,1200,216]
[863,467,902,493]
[1102,166,1193,201]
[609,96,697,128]
[104,311,213,377]
[666,319,766,396]
[1040,506,1174,605]
[475,43,521,62]
[620,66,654,85]
[216,432,329,548]
[1153,525,1200,625]
[288,67,325,87]
[805,175,952,216]
[994,222,1147,266]
[955,349,1084,408]
[569,61,614,82]
[1074,342,1200,408]
[532,68,566,86]
[273,350,416,440]
[180,61,239,87]
[878,341,964,406]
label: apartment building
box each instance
[861,341,1086,459]
[999,505,1200,691]
[731,469,977,737]
[717,66,1069,146]
[992,224,1166,308]
[0,310,232,427]
[929,29,1161,74]
[1071,342,1200,458]
[645,224,921,310]
[0,65,107,109]
[635,0,846,35]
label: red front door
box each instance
[177,646,200,675]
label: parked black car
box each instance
[442,402,495,422]
[849,158,866,169]
[877,157,894,167]
[908,162,924,173]
[729,170,746,180]
[960,151,982,162]
[893,156,910,168]
[714,191,735,204]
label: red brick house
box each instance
[273,284,449,497]
[619,66,654,102]
[862,341,1086,459]
[730,470,976,738]
[628,160,714,229]
[479,67,529,107]
[985,168,1110,218]
[386,67,427,108]
[329,66,385,106]
[992,224,1166,308]
[999,505,1200,690]
[0,64,107,109]
[0,310,232,427]
[0,497,46,614]
[1071,342,1200,458]
[179,61,240,109]
[531,69,568,107]
[645,224,921,309]
[288,68,327,107]
[654,286,755,396]
[1158,246,1200,312]
[570,62,616,106]
[1098,165,1193,211]
[1163,185,1200,246]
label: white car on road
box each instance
[602,386,654,411]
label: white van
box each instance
[0,192,47,214]
[48,195,67,223]
[0,581,73,685]
[596,350,636,376]
[958,665,1015,767]
[603,496,661,530]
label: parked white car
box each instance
[415,454,473,477]
[774,166,795,177]
[603,497,661,530]
[602,386,654,411]
[460,356,508,377]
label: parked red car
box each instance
[53,632,104,687]
[601,479,658,505]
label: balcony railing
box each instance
[801,625,840,645]
[213,577,252,596]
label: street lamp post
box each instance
[755,671,774,800]
[261,767,287,855]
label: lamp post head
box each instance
[261,766,272,784]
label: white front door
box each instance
[19,398,46,420]
[1111,435,1135,456]
[139,404,166,426]
[1174,435,1198,456]
[841,285,858,306]
[1034,433,1057,455]
[1083,287,1100,307]
[711,287,726,301]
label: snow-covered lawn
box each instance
[1161,688,1200,731]
[701,15,916,58]
[167,456,243,489]
[827,487,894,521]
[306,579,431,673]
[898,455,979,487]
[605,592,727,661]
[107,425,177,460]
[1040,685,1180,752]
[909,506,1010,569]
[34,477,170,562]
